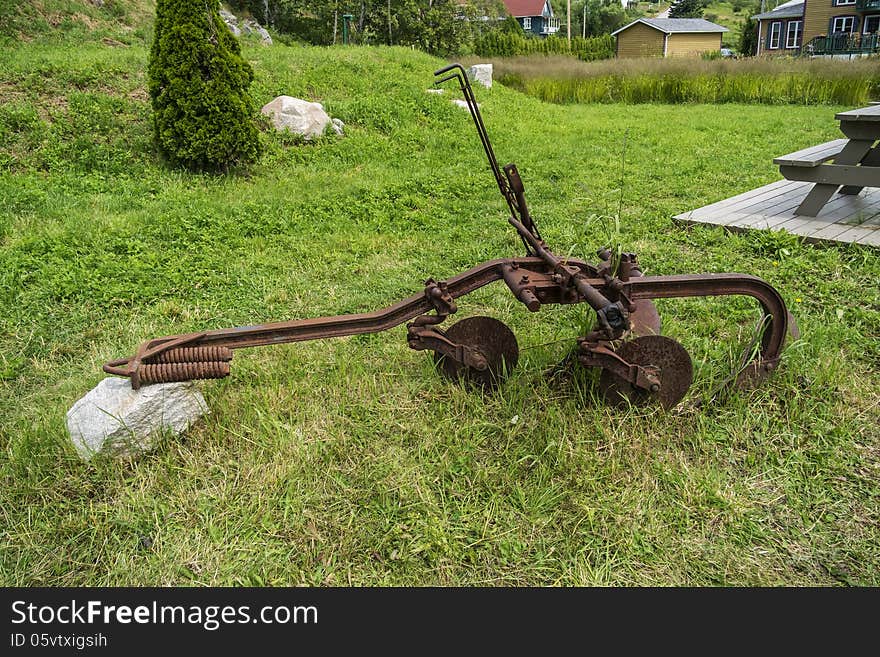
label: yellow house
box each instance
[612,18,728,58]
[754,0,805,55]
[753,0,880,55]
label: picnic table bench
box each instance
[774,105,880,217]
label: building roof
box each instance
[612,18,729,36]
[752,0,804,20]
[501,0,548,18]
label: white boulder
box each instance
[261,96,332,140]
[468,64,493,89]
[66,377,209,460]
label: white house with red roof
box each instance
[501,0,560,36]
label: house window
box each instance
[833,0,856,5]
[769,21,782,49]
[864,15,880,33]
[523,17,531,30]
[831,16,856,33]
[786,20,802,48]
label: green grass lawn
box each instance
[1,40,878,586]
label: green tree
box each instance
[668,0,704,19]
[575,0,641,38]
[739,14,758,55]
[148,0,262,171]
[498,13,524,34]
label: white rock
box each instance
[261,96,331,140]
[452,99,478,110]
[426,88,444,94]
[219,9,241,37]
[468,64,492,89]
[242,18,272,45]
[66,377,208,460]
[331,118,345,135]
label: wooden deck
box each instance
[673,179,880,246]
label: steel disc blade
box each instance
[433,316,518,390]
[598,335,693,410]
[629,299,662,337]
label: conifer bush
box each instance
[148,0,262,171]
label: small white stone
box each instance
[468,64,492,89]
[426,88,444,95]
[66,377,208,460]
[452,99,478,110]
[331,117,345,135]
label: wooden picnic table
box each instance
[774,104,880,217]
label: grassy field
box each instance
[1,31,879,584]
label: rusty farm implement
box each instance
[104,64,796,409]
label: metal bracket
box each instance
[406,327,488,371]
[577,341,661,393]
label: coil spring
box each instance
[138,361,231,384]
[153,347,233,364]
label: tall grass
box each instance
[472,55,880,105]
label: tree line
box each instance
[225,0,643,55]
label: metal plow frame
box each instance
[104,64,796,409]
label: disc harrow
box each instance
[104,64,798,409]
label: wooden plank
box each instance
[832,201,880,225]
[729,214,795,231]
[860,231,880,246]
[675,191,801,229]
[674,179,793,218]
[759,185,819,215]
[779,193,880,233]
[835,105,880,121]
[779,163,880,187]
[839,146,880,195]
[773,139,847,167]
[805,220,865,242]
[839,123,880,141]
[859,213,880,227]
[819,190,880,220]
[783,190,880,230]
[679,180,804,226]
[727,195,807,225]
[832,224,880,244]
[779,217,845,238]
[674,179,880,246]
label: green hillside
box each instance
[1,5,878,586]
[0,0,155,45]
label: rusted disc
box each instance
[629,299,662,337]
[598,335,693,410]
[433,316,519,390]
